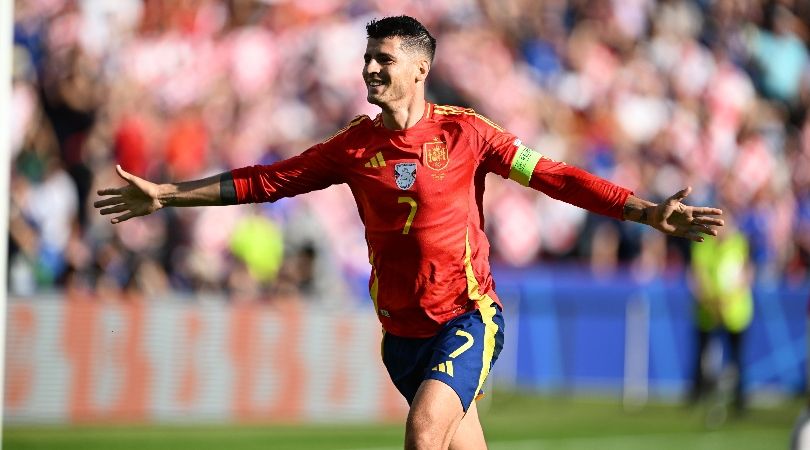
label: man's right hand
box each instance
[94,165,163,224]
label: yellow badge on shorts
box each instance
[423,138,449,171]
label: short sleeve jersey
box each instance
[232,103,631,338]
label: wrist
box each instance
[623,196,656,224]
[155,184,175,208]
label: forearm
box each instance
[157,172,237,207]
[528,163,633,220]
[622,195,656,225]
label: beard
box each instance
[365,81,408,109]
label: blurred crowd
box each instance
[9,0,810,303]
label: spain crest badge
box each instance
[423,138,449,171]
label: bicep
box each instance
[479,136,546,186]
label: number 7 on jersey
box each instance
[397,197,418,234]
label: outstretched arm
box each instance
[622,187,723,242]
[94,116,360,224]
[94,165,237,224]
[469,114,724,242]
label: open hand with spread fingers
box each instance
[623,186,724,242]
[94,165,163,224]
[648,187,724,242]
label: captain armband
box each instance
[507,142,544,186]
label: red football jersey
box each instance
[231,103,632,338]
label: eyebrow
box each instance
[364,51,396,60]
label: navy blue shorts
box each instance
[381,302,505,412]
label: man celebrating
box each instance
[95,16,723,450]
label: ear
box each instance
[416,58,430,82]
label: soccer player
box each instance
[94,16,724,450]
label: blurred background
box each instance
[5,0,810,448]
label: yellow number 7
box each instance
[397,197,418,234]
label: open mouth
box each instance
[366,80,385,88]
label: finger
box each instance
[684,231,705,243]
[689,224,718,236]
[668,186,692,203]
[97,187,123,196]
[691,207,723,216]
[116,165,133,183]
[111,211,137,224]
[93,197,124,208]
[691,216,724,227]
[100,204,129,215]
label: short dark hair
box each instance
[366,16,436,62]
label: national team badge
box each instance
[394,162,417,190]
[423,138,449,171]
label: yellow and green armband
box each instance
[508,143,543,186]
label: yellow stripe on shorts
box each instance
[463,229,500,403]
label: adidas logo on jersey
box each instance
[364,152,386,168]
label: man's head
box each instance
[363,16,436,109]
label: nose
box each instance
[365,59,381,75]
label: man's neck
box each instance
[380,98,426,131]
